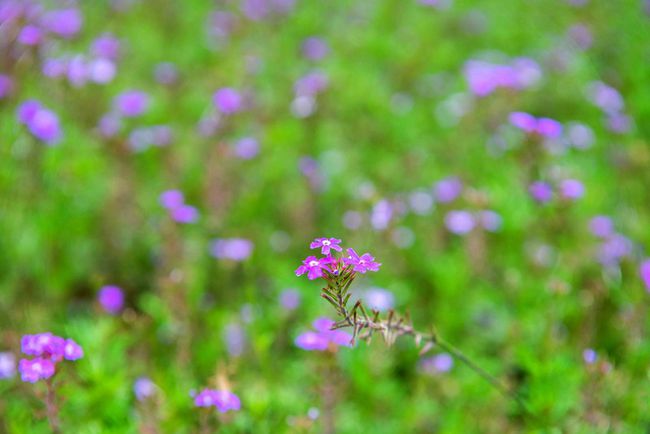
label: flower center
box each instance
[309,260,319,267]
[322,240,331,245]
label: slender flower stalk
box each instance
[296,238,531,413]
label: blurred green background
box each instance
[1,0,650,432]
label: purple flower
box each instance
[309,237,342,255]
[0,74,13,99]
[433,177,463,203]
[63,339,83,361]
[587,81,624,114]
[529,181,553,203]
[89,58,116,84]
[640,260,650,291]
[28,108,62,144]
[159,190,184,209]
[363,288,394,312]
[301,37,329,61]
[213,88,243,114]
[233,137,259,159]
[589,216,613,238]
[606,112,631,134]
[343,249,381,274]
[279,289,301,310]
[295,317,352,351]
[478,210,502,232]
[21,333,65,361]
[19,358,56,383]
[464,58,541,97]
[582,348,597,364]
[97,114,122,138]
[444,210,475,235]
[0,352,16,379]
[171,205,199,224]
[17,25,43,46]
[114,90,150,117]
[294,71,328,97]
[559,179,584,200]
[567,122,594,149]
[92,33,120,60]
[98,285,124,315]
[17,100,42,124]
[419,353,454,374]
[210,238,254,261]
[295,256,329,280]
[509,112,562,138]
[224,323,246,357]
[193,389,241,412]
[371,200,393,231]
[509,111,537,133]
[597,234,633,266]
[42,8,83,38]
[134,377,156,401]
[154,62,179,85]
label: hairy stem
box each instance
[45,378,61,433]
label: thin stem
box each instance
[45,378,61,434]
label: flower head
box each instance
[19,358,56,383]
[295,317,353,351]
[98,285,124,315]
[134,377,156,401]
[213,87,243,114]
[295,256,330,280]
[193,389,241,412]
[309,237,342,255]
[343,249,381,273]
[114,90,149,117]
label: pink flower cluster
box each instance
[193,389,241,412]
[295,238,381,280]
[19,333,83,383]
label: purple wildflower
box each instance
[98,285,124,315]
[21,333,65,361]
[154,62,179,85]
[210,238,254,261]
[582,348,597,364]
[363,288,394,312]
[309,237,342,255]
[295,317,353,351]
[233,137,260,159]
[114,90,149,117]
[279,289,301,310]
[371,200,393,231]
[478,210,502,232]
[343,249,381,274]
[134,377,156,401]
[88,58,116,84]
[301,37,329,61]
[295,256,330,280]
[294,71,328,97]
[419,353,454,374]
[159,190,184,209]
[213,87,243,114]
[194,389,241,412]
[509,112,562,138]
[444,210,475,235]
[19,358,56,383]
[0,352,16,379]
[171,205,199,224]
[559,179,584,200]
[529,181,553,203]
[92,33,120,60]
[17,25,43,45]
[589,216,614,238]
[63,339,83,361]
[434,177,463,203]
[42,8,83,38]
[295,331,329,351]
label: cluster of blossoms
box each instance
[528,179,585,203]
[295,238,381,281]
[2,3,82,48]
[295,317,353,351]
[291,70,329,118]
[159,190,199,224]
[16,100,62,145]
[42,33,120,87]
[213,87,244,115]
[193,389,241,413]
[210,238,254,261]
[586,81,631,134]
[444,209,502,235]
[509,112,563,139]
[19,333,83,383]
[587,216,634,268]
[464,57,541,97]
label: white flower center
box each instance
[309,260,319,267]
[322,240,331,245]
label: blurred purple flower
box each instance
[97,114,122,138]
[567,122,594,149]
[434,177,463,203]
[42,8,83,38]
[419,353,454,374]
[295,317,352,351]
[92,33,120,60]
[294,71,328,97]
[587,81,624,114]
[98,285,124,315]
[279,289,301,310]
[154,62,178,85]
[567,24,592,50]
[63,339,83,361]
[310,237,342,255]
[371,200,393,231]
[114,90,150,117]
[301,37,329,61]
[160,190,184,209]
[509,112,562,138]
[597,234,633,266]
[17,24,43,45]
[224,323,246,357]
[559,179,584,200]
[210,238,254,261]
[193,389,241,412]
[171,205,199,224]
[21,333,65,360]
[363,288,394,311]
[89,58,116,84]
[478,210,502,232]
[528,181,553,203]
[134,377,156,401]
[464,58,541,96]
[233,137,259,159]
[444,210,475,235]
[42,58,68,79]
[0,352,16,379]
[582,348,597,364]
[16,101,62,145]
[606,112,631,134]
[589,216,613,238]
[213,87,243,114]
